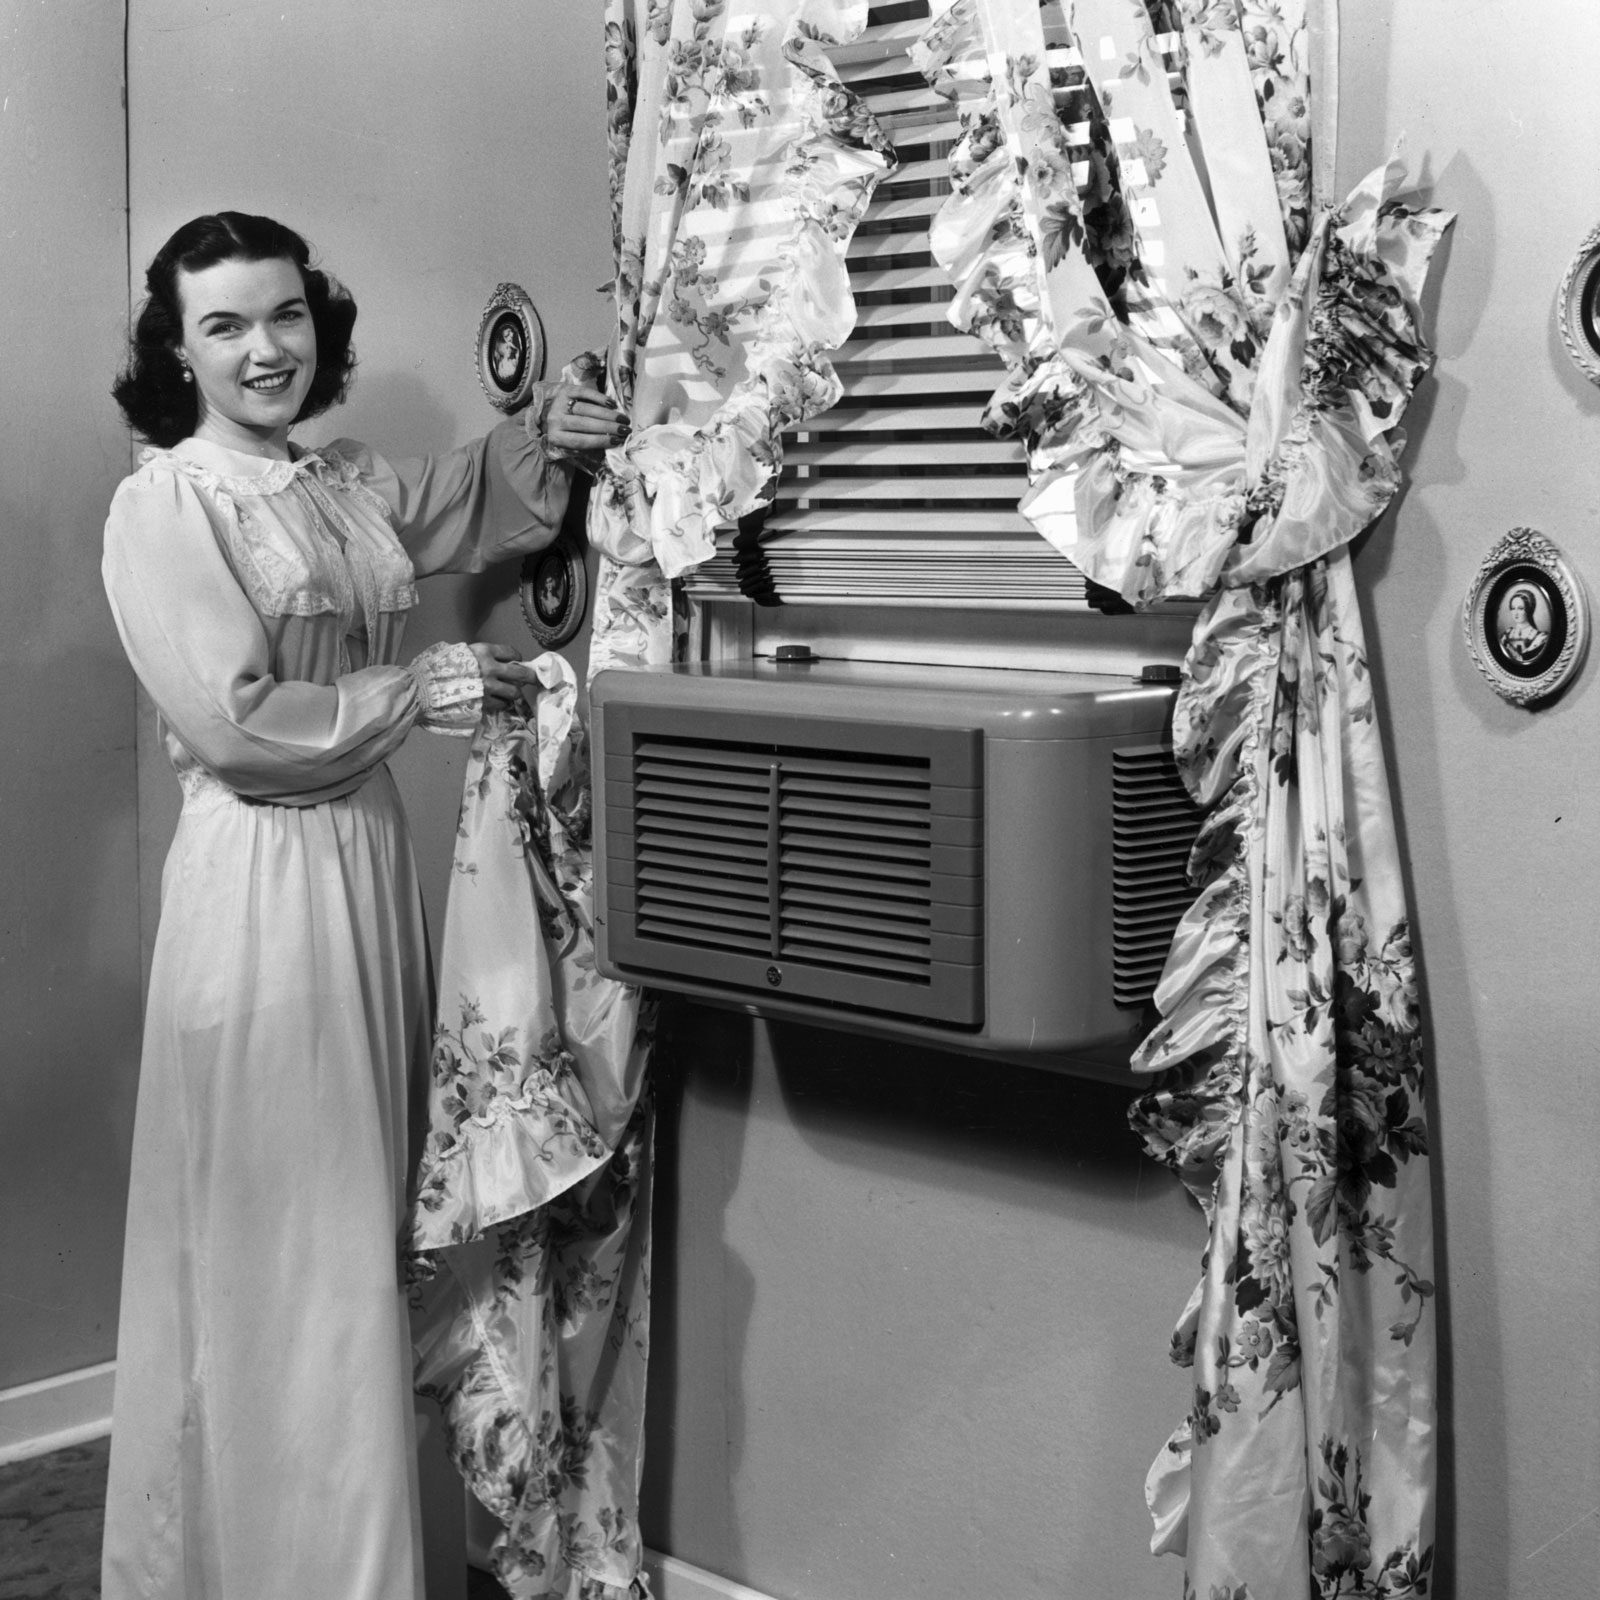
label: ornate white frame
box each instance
[476,282,546,413]
[1557,224,1600,387]
[1462,527,1589,707]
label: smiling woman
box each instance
[112,213,358,451]
[98,212,628,1600]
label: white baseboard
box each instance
[465,1547,777,1600]
[0,1360,116,1467]
[645,1552,777,1600]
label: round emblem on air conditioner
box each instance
[765,965,782,986]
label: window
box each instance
[687,1,1109,612]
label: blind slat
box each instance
[848,261,951,293]
[813,366,996,398]
[763,508,1038,535]
[861,84,979,115]
[798,401,988,432]
[852,298,955,330]
[863,190,946,223]
[830,20,926,69]
[785,437,1023,468]
[876,156,948,189]
[776,473,1029,503]
[836,331,995,365]
[869,110,963,147]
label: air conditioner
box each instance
[590,658,1202,1074]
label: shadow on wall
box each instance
[640,1001,756,1580]
[1354,156,1506,1600]
[761,1017,1162,1205]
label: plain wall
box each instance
[1340,3,1600,1594]
[0,0,143,1391]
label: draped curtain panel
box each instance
[913,2,1451,1594]
[408,655,656,1600]
[405,9,892,1597]
[587,0,893,675]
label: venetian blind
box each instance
[687,0,1140,612]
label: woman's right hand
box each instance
[469,643,538,713]
[542,383,629,453]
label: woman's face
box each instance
[175,255,317,451]
[1510,595,1532,622]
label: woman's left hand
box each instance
[468,643,539,714]
[544,384,629,454]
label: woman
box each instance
[99,212,625,1600]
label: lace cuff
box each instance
[407,641,482,738]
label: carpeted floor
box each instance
[0,1438,108,1600]
[0,1439,509,1599]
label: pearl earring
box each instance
[180,364,193,384]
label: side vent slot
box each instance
[1111,746,1204,1008]
[605,706,984,1027]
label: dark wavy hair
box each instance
[112,212,358,447]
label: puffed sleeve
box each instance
[103,465,429,806]
[338,415,571,579]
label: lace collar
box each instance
[143,436,341,497]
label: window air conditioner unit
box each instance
[590,659,1202,1074]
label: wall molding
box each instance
[644,1552,778,1600]
[0,1360,115,1467]
[468,1549,777,1600]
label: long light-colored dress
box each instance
[99,422,568,1600]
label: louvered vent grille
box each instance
[1111,746,1204,1008]
[605,707,983,1025]
[777,753,945,978]
[633,742,773,954]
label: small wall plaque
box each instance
[1557,225,1600,387]
[1463,528,1588,707]
[476,283,546,413]
[520,533,588,650]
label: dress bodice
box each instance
[103,419,570,808]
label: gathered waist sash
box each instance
[176,760,390,815]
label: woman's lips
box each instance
[243,371,294,393]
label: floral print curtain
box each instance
[405,8,891,1597]
[408,656,655,1600]
[913,1,1451,1594]
[586,0,892,674]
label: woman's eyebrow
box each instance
[196,296,308,326]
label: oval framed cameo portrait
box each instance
[1557,224,1600,387]
[1463,528,1589,707]
[476,283,546,413]
[520,532,588,650]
